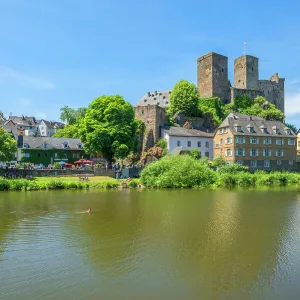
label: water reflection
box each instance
[0,189,300,299]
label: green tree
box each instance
[79,95,138,162]
[156,138,168,156]
[60,105,87,125]
[168,80,199,116]
[0,127,17,162]
[53,124,80,138]
[198,97,225,126]
[211,155,226,167]
[188,148,201,160]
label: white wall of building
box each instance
[162,130,214,160]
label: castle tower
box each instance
[197,52,230,103]
[234,55,259,89]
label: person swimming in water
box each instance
[87,208,91,214]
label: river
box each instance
[1,189,300,299]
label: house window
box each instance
[205,152,209,157]
[63,153,68,159]
[275,149,284,157]
[38,152,41,157]
[45,153,48,157]
[41,131,45,135]
[261,127,268,134]
[277,160,282,165]
[225,137,232,144]
[237,160,243,165]
[205,141,209,148]
[223,128,228,133]
[235,126,242,132]
[248,126,255,133]
[187,141,191,147]
[197,141,201,147]
[276,139,284,145]
[262,149,272,157]
[264,160,270,168]
[78,144,82,149]
[289,160,294,166]
[177,141,181,147]
[225,149,232,157]
[263,138,272,145]
[219,139,223,145]
[55,153,58,158]
[250,149,258,156]
[24,153,30,158]
[285,129,291,135]
[44,144,48,148]
[72,153,77,159]
[24,143,29,148]
[251,160,257,168]
[288,139,295,145]
[236,148,245,156]
[236,136,246,144]
[250,137,259,144]
[64,143,68,148]
[273,128,280,134]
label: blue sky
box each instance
[0,0,299,127]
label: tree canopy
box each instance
[168,80,199,116]
[0,127,17,162]
[79,95,138,161]
[59,105,87,125]
[53,124,80,138]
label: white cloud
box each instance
[35,112,48,119]
[285,93,300,116]
[0,66,54,90]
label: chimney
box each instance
[147,92,150,97]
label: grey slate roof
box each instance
[8,116,37,126]
[170,146,189,155]
[21,136,83,150]
[219,113,296,137]
[136,90,172,108]
[163,126,214,138]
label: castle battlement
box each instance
[197,53,285,113]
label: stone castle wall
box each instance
[230,87,264,103]
[134,105,168,151]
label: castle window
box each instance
[163,96,166,99]
[252,68,254,71]
[159,93,162,96]
[144,99,147,102]
[157,102,160,105]
[141,110,144,115]
[222,68,224,72]
[165,101,168,104]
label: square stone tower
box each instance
[234,55,259,89]
[197,52,230,103]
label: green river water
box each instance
[1,189,300,299]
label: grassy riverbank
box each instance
[0,176,121,191]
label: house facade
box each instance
[214,113,297,170]
[161,126,214,160]
[17,136,88,165]
[8,116,38,136]
[37,120,64,137]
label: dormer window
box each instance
[247,124,255,133]
[284,127,291,135]
[260,125,268,134]
[63,142,68,148]
[44,143,48,148]
[234,125,242,132]
[272,126,280,134]
[77,144,82,149]
[24,143,29,148]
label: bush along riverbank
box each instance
[140,155,300,188]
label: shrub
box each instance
[237,173,256,187]
[47,180,66,189]
[218,164,249,174]
[188,149,201,160]
[0,179,10,191]
[219,173,238,187]
[141,155,217,188]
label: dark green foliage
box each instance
[79,95,138,161]
[211,155,226,167]
[168,80,200,116]
[156,138,168,156]
[0,127,17,162]
[0,179,10,191]
[198,97,225,126]
[188,148,201,160]
[141,155,217,188]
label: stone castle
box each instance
[135,52,285,152]
[197,52,285,112]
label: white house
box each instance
[161,126,214,160]
[38,120,65,137]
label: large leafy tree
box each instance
[168,80,199,116]
[79,95,138,162]
[54,106,87,138]
[0,127,17,162]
